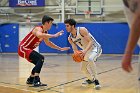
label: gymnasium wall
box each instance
[0,23,139,54]
[0,23,19,52]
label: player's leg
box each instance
[26,60,37,84]
[88,47,102,77]
[81,48,100,87]
[88,62,100,89]
[18,47,36,84]
[28,50,47,87]
[81,61,94,86]
[88,47,102,89]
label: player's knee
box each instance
[89,56,96,62]
[39,55,44,63]
[89,56,97,62]
[88,57,93,61]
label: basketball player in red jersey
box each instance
[122,0,140,73]
[18,15,70,87]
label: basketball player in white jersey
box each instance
[122,0,140,74]
[64,19,102,89]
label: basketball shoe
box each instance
[33,76,47,87]
[26,76,34,84]
[82,79,94,86]
[93,79,101,90]
[82,79,101,90]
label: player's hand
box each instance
[81,50,86,57]
[122,53,133,72]
[60,47,70,51]
[54,30,64,37]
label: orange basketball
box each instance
[72,50,84,62]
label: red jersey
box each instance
[18,26,45,62]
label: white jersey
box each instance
[69,27,101,50]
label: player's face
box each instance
[65,24,73,33]
[45,21,53,30]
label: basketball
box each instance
[72,50,84,62]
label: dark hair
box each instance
[64,19,77,27]
[42,15,54,25]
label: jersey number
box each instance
[78,41,83,46]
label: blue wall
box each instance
[0,23,139,54]
[39,22,139,54]
[75,23,139,54]
[39,23,68,54]
[0,23,19,52]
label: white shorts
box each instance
[84,46,102,62]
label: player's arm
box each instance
[124,0,140,54]
[32,27,63,39]
[122,14,140,72]
[80,27,93,54]
[44,38,70,51]
[124,15,140,55]
[68,37,78,52]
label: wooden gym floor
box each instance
[0,54,139,93]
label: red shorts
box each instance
[18,45,33,62]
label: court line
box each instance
[38,62,138,92]
[0,82,55,93]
